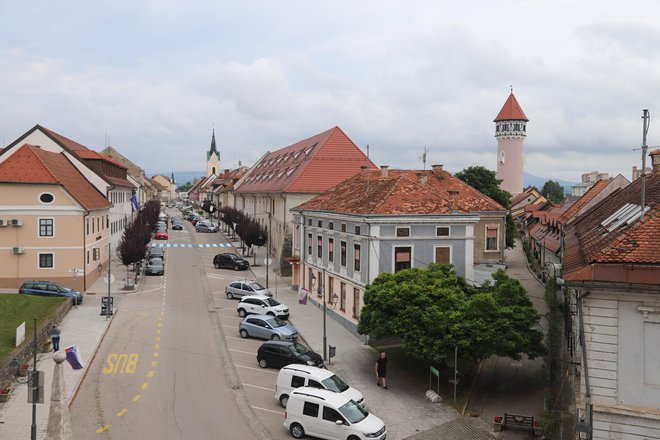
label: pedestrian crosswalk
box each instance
[150,243,232,248]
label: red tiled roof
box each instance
[40,126,91,152]
[510,188,538,207]
[295,169,505,215]
[0,144,111,210]
[559,179,611,224]
[236,126,376,194]
[494,93,528,122]
[75,149,128,170]
[593,210,660,264]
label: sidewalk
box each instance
[244,244,460,440]
[0,256,128,439]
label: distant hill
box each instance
[523,172,576,194]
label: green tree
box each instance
[455,166,515,248]
[177,181,193,192]
[541,180,565,203]
[357,264,544,364]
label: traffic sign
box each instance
[263,257,273,266]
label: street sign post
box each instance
[101,296,114,316]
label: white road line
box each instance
[234,364,279,375]
[251,406,284,415]
[218,314,241,319]
[225,336,261,343]
[229,349,257,355]
[242,383,276,392]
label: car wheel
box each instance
[279,394,289,408]
[214,263,220,269]
[347,436,360,440]
[266,312,275,317]
[226,292,234,299]
[290,423,305,439]
[258,358,268,368]
[196,228,200,232]
[238,309,247,317]
[271,334,281,341]
[234,265,240,271]
[239,329,249,338]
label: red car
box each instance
[155,231,168,240]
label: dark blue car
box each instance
[19,281,83,305]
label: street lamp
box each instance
[310,269,337,362]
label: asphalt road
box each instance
[70,213,275,440]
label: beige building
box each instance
[0,145,111,290]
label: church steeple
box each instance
[207,129,219,161]
[206,128,221,177]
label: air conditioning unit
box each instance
[12,247,24,254]
[10,219,22,226]
[0,219,6,227]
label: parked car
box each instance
[236,295,289,318]
[284,387,386,440]
[257,341,323,369]
[145,258,165,275]
[225,279,271,299]
[156,221,167,230]
[214,253,250,271]
[172,222,183,230]
[196,223,218,233]
[155,231,168,240]
[19,281,83,305]
[148,246,165,260]
[239,315,298,341]
[275,365,364,408]
[191,217,202,226]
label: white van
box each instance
[284,387,386,440]
[276,365,364,408]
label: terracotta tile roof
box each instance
[0,144,111,210]
[559,179,611,224]
[563,172,660,283]
[235,126,375,194]
[510,188,538,207]
[294,169,505,215]
[494,93,528,122]
[40,126,91,152]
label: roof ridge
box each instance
[28,146,64,185]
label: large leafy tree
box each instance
[541,180,565,204]
[455,166,515,248]
[357,264,544,364]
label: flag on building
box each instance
[65,345,85,370]
[130,195,140,212]
[298,287,308,305]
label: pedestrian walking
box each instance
[50,325,61,352]
[375,352,388,389]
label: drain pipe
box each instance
[577,289,593,439]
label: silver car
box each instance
[226,280,272,299]
[195,222,218,233]
[239,315,298,341]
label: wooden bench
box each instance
[503,413,535,435]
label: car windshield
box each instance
[322,374,350,393]
[265,298,280,307]
[289,342,310,355]
[150,260,163,267]
[338,400,369,424]
[265,317,286,328]
[249,282,265,290]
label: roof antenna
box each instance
[510,85,513,94]
[640,109,650,219]
[420,146,428,170]
[366,144,370,195]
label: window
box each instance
[92,217,95,234]
[291,376,305,388]
[317,271,323,297]
[308,379,323,389]
[39,193,54,204]
[353,288,360,318]
[340,282,346,311]
[86,218,90,235]
[308,268,314,291]
[317,220,322,228]
[93,248,100,261]
[486,226,499,251]
[39,253,54,268]
[328,238,334,262]
[87,251,90,264]
[435,247,450,264]
[436,227,449,237]
[355,226,360,235]
[341,224,346,232]
[308,219,312,226]
[323,406,344,423]
[340,241,346,267]
[317,235,323,258]
[307,233,312,256]
[97,217,100,232]
[39,219,54,237]
[328,277,334,301]
[396,227,410,237]
[394,247,411,272]
[328,222,333,230]
[354,244,361,271]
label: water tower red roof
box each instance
[494,93,528,122]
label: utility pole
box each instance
[266,211,271,288]
[641,109,650,218]
[322,268,327,361]
[106,242,112,320]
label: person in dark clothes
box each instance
[375,352,388,389]
[50,325,61,352]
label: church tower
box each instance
[207,129,220,177]
[494,91,528,195]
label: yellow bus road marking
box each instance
[155,336,161,341]
[153,352,159,358]
[116,408,127,417]
[132,394,141,402]
[154,344,160,349]
[151,361,158,367]
[102,354,139,374]
[141,383,149,390]
[96,424,110,433]
[156,329,161,334]
[147,371,155,378]
[158,323,163,327]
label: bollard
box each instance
[425,389,442,403]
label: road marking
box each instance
[242,383,276,392]
[96,424,109,433]
[102,354,139,374]
[157,316,163,321]
[156,329,161,334]
[116,408,127,417]
[225,336,261,343]
[155,336,161,341]
[153,352,159,358]
[154,344,160,349]
[218,314,242,319]
[158,322,163,327]
[234,364,279,375]
[147,371,155,378]
[151,361,158,367]
[252,405,284,415]
[229,348,257,355]
[141,383,149,390]
[222,324,237,330]
[132,394,142,402]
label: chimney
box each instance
[432,164,443,172]
[652,149,660,173]
[448,189,459,211]
[416,172,428,185]
[380,165,389,177]
[632,166,638,180]
[224,169,230,178]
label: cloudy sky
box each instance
[1,1,659,182]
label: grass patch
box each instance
[0,293,67,362]
[373,344,474,411]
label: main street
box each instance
[70,211,275,439]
